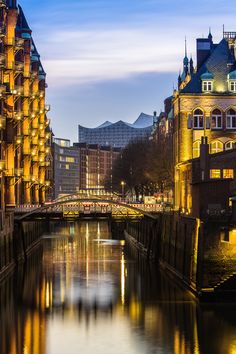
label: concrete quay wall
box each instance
[0,214,44,281]
[125,212,236,298]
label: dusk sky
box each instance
[19,0,236,142]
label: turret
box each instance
[190,56,194,75]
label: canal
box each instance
[0,220,236,354]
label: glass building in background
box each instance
[78,113,153,148]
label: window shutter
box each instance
[187,115,192,129]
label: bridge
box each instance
[14,192,162,221]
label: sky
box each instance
[19,0,236,142]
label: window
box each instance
[210,140,223,154]
[202,81,213,92]
[193,140,201,158]
[210,169,221,179]
[230,81,236,92]
[223,169,234,179]
[226,109,236,129]
[211,109,222,129]
[66,157,75,163]
[193,109,204,129]
[225,141,235,150]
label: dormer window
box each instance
[202,81,213,92]
[201,70,214,93]
[230,81,236,92]
[228,70,236,92]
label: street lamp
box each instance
[121,181,125,200]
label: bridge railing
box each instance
[14,202,163,214]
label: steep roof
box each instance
[181,39,236,94]
[17,5,31,32]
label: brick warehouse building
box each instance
[173,30,236,214]
[74,143,121,191]
[0,1,52,208]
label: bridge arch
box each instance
[16,195,158,221]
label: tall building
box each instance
[78,113,153,148]
[0,1,52,208]
[174,30,236,213]
[75,143,121,191]
[53,139,79,198]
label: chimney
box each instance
[196,38,212,70]
[200,136,210,180]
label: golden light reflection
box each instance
[45,281,50,309]
[121,252,125,305]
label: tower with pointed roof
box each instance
[173,30,236,214]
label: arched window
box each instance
[225,140,235,150]
[193,109,204,129]
[211,140,223,154]
[211,109,222,129]
[193,140,201,158]
[226,109,236,129]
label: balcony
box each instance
[23,175,31,182]
[15,61,24,73]
[39,90,44,98]
[31,110,39,119]
[15,37,24,50]
[5,168,23,177]
[31,137,38,145]
[0,53,5,66]
[39,123,44,131]
[13,111,23,121]
[0,160,5,171]
[4,38,14,46]
[23,147,31,155]
[22,128,30,136]
[11,86,24,96]
[14,135,23,145]
[15,168,23,177]
[45,104,50,112]
[45,118,50,126]
[31,128,38,137]
[31,71,38,79]
[0,116,6,129]
[0,84,6,96]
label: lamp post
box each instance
[121,181,125,201]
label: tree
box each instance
[106,138,173,201]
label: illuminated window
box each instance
[229,81,236,92]
[211,109,222,129]
[65,164,70,170]
[193,109,204,129]
[193,140,201,158]
[226,109,236,129]
[210,169,221,178]
[210,140,223,154]
[223,169,234,179]
[225,141,235,150]
[66,157,75,163]
[202,81,213,92]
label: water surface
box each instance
[0,220,236,354]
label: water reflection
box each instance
[0,220,236,354]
